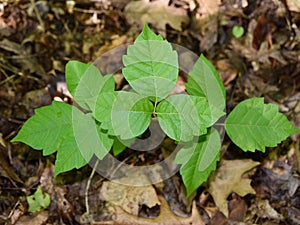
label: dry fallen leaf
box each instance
[256,199,284,220]
[190,0,221,51]
[231,19,287,70]
[15,211,48,225]
[99,180,160,216]
[208,159,260,217]
[93,196,205,225]
[0,145,23,184]
[286,0,300,12]
[124,0,189,34]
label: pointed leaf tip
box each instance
[225,98,299,152]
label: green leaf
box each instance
[110,91,154,139]
[135,24,163,42]
[225,98,300,152]
[54,133,88,176]
[72,113,113,163]
[55,113,113,176]
[66,60,115,111]
[190,95,215,128]
[12,101,76,155]
[232,25,244,38]
[156,94,207,142]
[27,186,50,212]
[176,128,221,197]
[94,91,117,132]
[65,60,92,96]
[186,54,226,123]
[11,101,90,175]
[11,101,113,176]
[122,24,178,102]
[112,137,128,156]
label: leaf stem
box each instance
[214,123,225,126]
[153,99,158,116]
[85,159,99,218]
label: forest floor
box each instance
[0,0,300,224]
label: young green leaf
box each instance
[11,101,113,176]
[54,133,88,176]
[11,101,77,155]
[232,25,244,38]
[190,96,216,128]
[11,101,90,175]
[27,186,50,212]
[122,24,178,102]
[135,23,163,42]
[225,98,300,152]
[186,54,226,123]
[66,60,115,111]
[156,94,207,142]
[176,128,221,197]
[112,137,128,156]
[110,91,154,140]
[70,113,113,169]
[94,91,117,133]
[65,60,92,96]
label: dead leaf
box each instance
[216,59,238,86]
[252,15,272,50]
[228,193,247,221]
[286,0,300,12]
[0,145,23,184]
[93,196,205,225]
[189,0,221,51]
[231,19,287,70]
[244,73,279,97]
[208,159,260,217]
[7,201,26,224]
[124,0,189,34]
[99,180,160,216]
[15,211,48,225]
[257,200,284,220]
[23,88,52,112]
[0,38,46,75]
[195,0,220,17]
[56,186,74,222]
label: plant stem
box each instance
[85,159,99,216]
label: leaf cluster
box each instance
[12,24,299,196]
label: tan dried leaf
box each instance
[190,0,221,50]
[15,211,48,225]
[124,0,189,33]
[286,0,300,12]
[93,196,205,225]
[208,159,260,217]
[99,180,160,216]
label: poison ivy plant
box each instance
[12,24,299,198]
